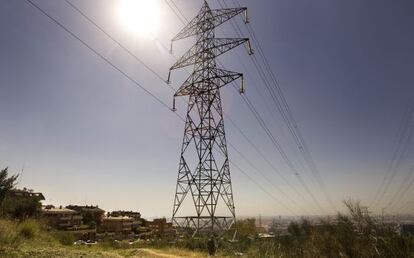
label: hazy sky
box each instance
[1,0,413,218]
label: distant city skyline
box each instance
[1,0,413,217]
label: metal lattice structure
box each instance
[168,1,253,234]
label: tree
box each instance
[2,194,41,219]
[0,167,18,206]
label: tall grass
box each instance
[0,219,57,250]
[0,219,19,246]
[17,219,41,239]
[53,231,75,246]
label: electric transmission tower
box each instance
[168,1,253,234]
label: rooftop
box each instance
[10,189,45,200]
[41,206,77,215]
[66,205,105,213]
[103,216,134,221]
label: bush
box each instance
[54,231,75,246]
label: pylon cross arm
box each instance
[172,7,247,41]
[170,38,248,70]
[174,68,242,97]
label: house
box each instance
[41,205,83,230]
[98,216,135,237]
[41,205,96,240]
[147,218,174,235]
[66,205,105,227]
[107,210,143,232]
[108,210,141,220]
[9,188,45,201]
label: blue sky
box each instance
[0,0,413,217]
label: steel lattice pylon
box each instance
[168,1,253,234]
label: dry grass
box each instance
[132,248,206,258]
[0,219,210,258]
[1,246,208,258]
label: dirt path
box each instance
[136,248,185,258]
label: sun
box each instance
[118,0,161,37]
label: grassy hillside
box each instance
[0,219,207,258]
[1,200,413,258]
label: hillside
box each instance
[0,219,207,258]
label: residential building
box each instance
[66,205,105,227]
[41,205,83,230]
[41,205,96,240]
[99,216,134,236]
[9,188,45,201]
[108,210,141,220]
[147,218,173,235]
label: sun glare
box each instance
[119,0,161,37]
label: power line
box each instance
[239,91,326,213]
[388,167,414,212]
[229,158,299,216]
[235,0,331,204]
[398,196,414,214]
[25,0,298,216]
[228,141,306,214]
[214,0,328,213]
[25,0,175,115]
[383,107,414,211]
[200,0,326,213]
[64,0,168,84]
[166,0,189,23]
[222,0,337,212]
[225,115,309,204]
[372,95,414,209]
